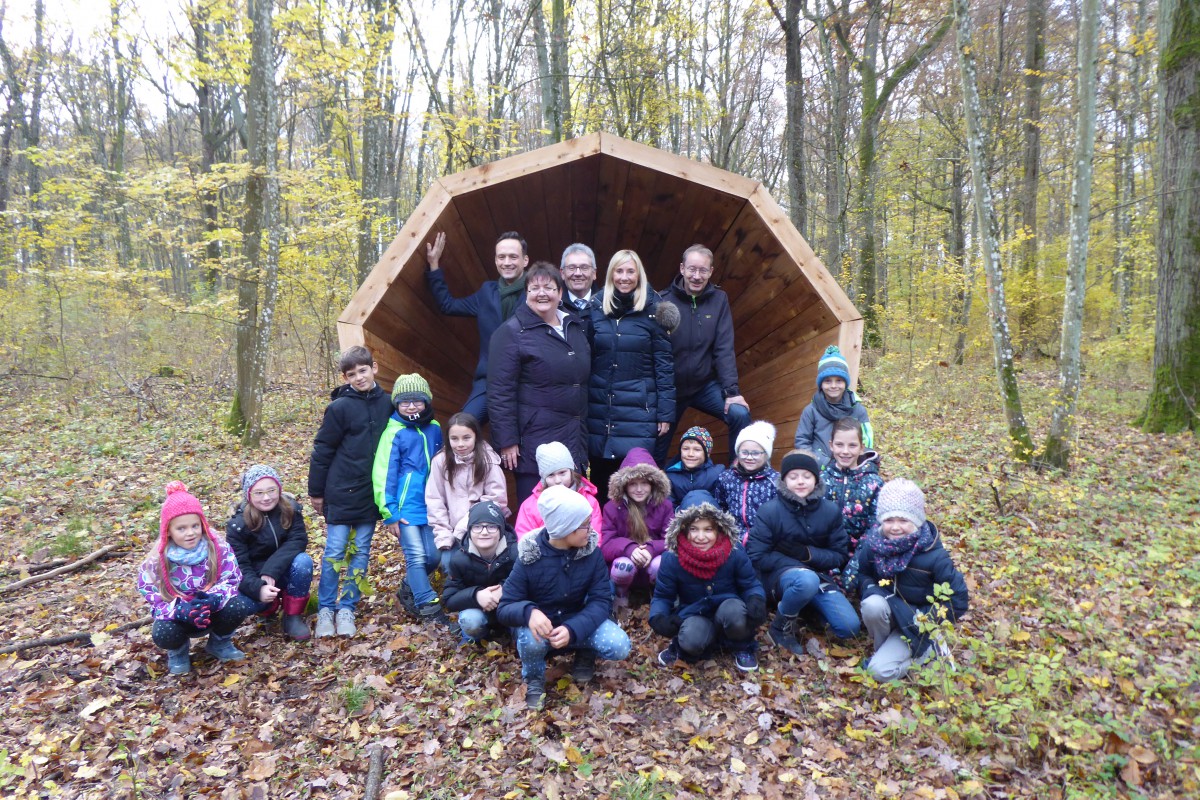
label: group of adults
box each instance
[424,231,751,505]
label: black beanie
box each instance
[780,452,820,479]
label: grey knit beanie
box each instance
[467,500,505,530]
[241,464,282,501]
[876,478,926,528]
[391,373,432,406]
[536,441,575,481]
[537,484,592,540]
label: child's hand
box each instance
[385,522,400,538]
[547,626,572,649]
[631,546,652,568]
[259,583,280,603]
[528,609,553,641]
[476,585,501,611]
[310,497,324,516]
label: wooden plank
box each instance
[711,202,788,305]
[657,192,746,287]
[428,203,493,296]
[372,283,478,375]
[439,134,603,196]
[745,185,860,323]
[838,317,865,390]
[445,188,502,273]
[336,320,367,353]
[728,251,807,330]
[598,132,760,199]
[362,329,469,411]
[613,163,659,260]
[564,154,601,247]
[540,162,574,259]
[592,154,630,269]
[739,307,839,375]
[508,170,553,261]
[734,282,827,356]
[633,172,693,286]
[738,327,839,400]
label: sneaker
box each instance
[657,642,679,667]
[314,608,336,638]
[417,600,459,633]
[768,614,805,656]
[335,608,356,637]
[734,650,759,672]
[571,649,597,683]
[166,644,191,675]
[396,582,419,617]
[204,633,245,662]
[525,682,545,710]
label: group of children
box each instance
[137,344,969,708]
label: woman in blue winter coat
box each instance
[498,485,632,710]
[586,250,675,494]
[649,503,767,672]
[489,262,592,506]
[664,426,726,508]
[747,451,860,657]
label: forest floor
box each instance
[0,356,1196,800]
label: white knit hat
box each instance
[536,442,575,481]
[735,421,776,456]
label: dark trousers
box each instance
[462,378,489,425]
[676,597,754,656]
[654,380,751,465]
[150,594,258,650]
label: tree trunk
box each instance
[1043,0,1101,470]
[230,0,281,448]
[1015,0,1045,356]
[774,0,807,236]
[1117,0,1150,334]
[1140,0,1200,434]
[953,0,1035,459]
[359,0,395,283]
[950,155,972,366]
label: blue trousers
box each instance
[775,568,861,638]
[399,523,442,606]
[245,553,314,612]
[654,379,751,465]
[514,620,631,684]
[319,522,376,611]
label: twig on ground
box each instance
[0,615,152,655]
[0,558,71,577]
[0,545,120,596]
[362,744,387,800]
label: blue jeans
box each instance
[319,522,376,611]
[399,523,441,606]
[514,619,631,684]
[775,568,861,638]
[246,553,314,612]
[457,608,493,641]
[654,379,751,464]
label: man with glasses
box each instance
[425,230,530,424]
[655,244,751,464]
[559,243,598,311]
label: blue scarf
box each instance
[166,539,209,566]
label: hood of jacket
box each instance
[664,502,739,552]
[329,382,384,402]
[826,449,881,477]
[517,527,599,564]
[775,478,828,509]
[608,447,671,504]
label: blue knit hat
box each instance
[816,346,851,388]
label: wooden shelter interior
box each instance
[340,134,862,466]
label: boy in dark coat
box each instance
[308,346,394,638]
[854,479,969,680]
[443,501,516,644]
[498,485,632,709]
[664,426,726,508]
[747,451,860,656]
[650,503,767,671]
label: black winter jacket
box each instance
[308,383,394,524]
[226,498,309,598]
[745,482,849,598]
[442,528,517,612]
[586,291,676,460]
[426,269,523,381]
[488,304,591,475]
[497,529,612,645]
[853,522,969,657]
[661,276,740,400]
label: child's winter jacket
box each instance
[425,444,508,550]
[137,538,242,620]
[513,476,603,539]
[372,413,443,526]
[307,383,393,524]
[497,529,611,645]
[225,498,308,599]
[714,464,780,543]
[442,528,518,612]
[665,457,725,508]
[745,481,849,599]
[822,450,884,557]
[600,447,674,563]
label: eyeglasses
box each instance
[562,264,594,274]
[470,524,501,534]
[683,266,713,276]
[251,488,279,499]
[737,449,765,458]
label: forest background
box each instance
[0,0,1197,798]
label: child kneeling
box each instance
[138,482,256,675]
[498,485,632,710]
[443,501,516,644]
[854,479,969,681]
[650,503,767,672]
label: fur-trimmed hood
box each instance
[517,528,599,564]
[664,503,740,552]
[608,447,671,505]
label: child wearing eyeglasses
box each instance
[442,501,517,644]
[713,421,780,545]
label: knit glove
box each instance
[649,614,682,639]
[173,597,212,629]
[745,595,767,628]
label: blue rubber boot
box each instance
[166,644,191,675]
[204,632,245,662]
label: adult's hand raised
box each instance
[426,231,446,270]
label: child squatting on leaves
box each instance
[497,485,632,710]
[442,500,516,645]
[226,464,314,641]
[601,447,674,608]
[854,478,970,680]
[650,503,767,672]
[138,482,257,675]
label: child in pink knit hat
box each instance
[137,482,256,675]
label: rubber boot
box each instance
[166,643,191,675]
[525,680,545,710]
[280,593,311,641]
[204,632,246,662]
[571,648,597,683]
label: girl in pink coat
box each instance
[425,413,509,552]
[513,441,603,539]
[601,448,674,606]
